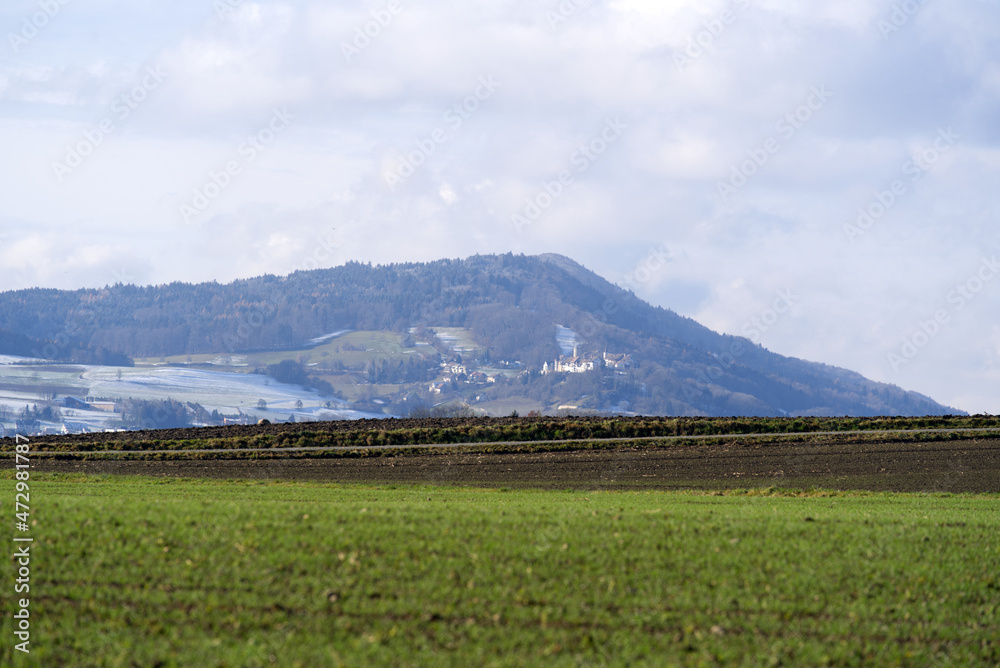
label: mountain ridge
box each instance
[0,252,962,417]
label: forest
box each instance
[0,253,960,417]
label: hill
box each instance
[0,253,962,417]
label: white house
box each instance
[602,352,634,370]
[544,346,601,374]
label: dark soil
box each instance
[34,438,1000,493]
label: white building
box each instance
[544,346,601,374]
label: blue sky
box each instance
[2,0,999,413]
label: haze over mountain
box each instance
[0,253,961,417]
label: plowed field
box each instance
[34,437,1000,493]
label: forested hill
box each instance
[0,253,961,417]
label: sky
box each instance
[1,0,999,413]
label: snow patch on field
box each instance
[555,325,578,355]
[429,327,479,354]
[84,366,336,415]
[307,330,352,346]
[0,355,46,365]
[0,356,385,431]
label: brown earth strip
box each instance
[34,438,1000,493]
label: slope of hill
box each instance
[0,253,962,417]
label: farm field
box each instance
[0,356,381,433]
[9,414,1000,492]
[5,416,1000,664]
[36,436,1000,494]
[10,415,1000,491]
[128,330,461,416]
[1,473,997,666]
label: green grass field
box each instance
[2,472,998,666]
[131,330,443,404]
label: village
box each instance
[429,346,634,395]
[0,327,638,435]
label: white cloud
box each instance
[1,0,999,411]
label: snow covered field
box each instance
[0,357,381,433]
[555,325,578,356]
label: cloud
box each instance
[1,0,999,412]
